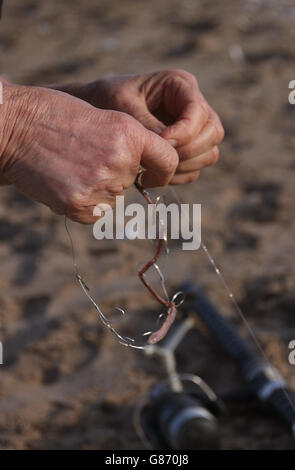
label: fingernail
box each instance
[167,139,177,147]
[153,127,165,135]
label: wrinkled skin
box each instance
[57,70,224,185]
[0,70,224,224]
[0,80,178,223]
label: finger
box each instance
[121,98,166,135]
[53,200,93,224]
[160,80,209,147]
[176,146,219,173]
[66,201,115,225]
[170,170,201,185]
[141,130,179,188]
[67,208,97,225]
[64,188,122,225]
[177,108,224,161]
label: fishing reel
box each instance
[135,283,295,449]
[137,374,224,450]
[134,316,226,450]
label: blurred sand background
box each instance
[0,0,295,449]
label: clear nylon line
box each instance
[170,187,295,414]
[64,189,295,415]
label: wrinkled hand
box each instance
[62,70,224,184]
[0,81,178,223]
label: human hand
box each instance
[61,69,224,184]
[0,80,178,223]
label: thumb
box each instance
[124,99,166,135]
[140,129,179,188]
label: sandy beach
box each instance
[0,0,295,449]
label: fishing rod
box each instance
[180,281,295,438]
[65,178,295,448]
[134,283,295,449]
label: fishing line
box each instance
[64,216,146,350]
[170,186,295,415]
[64,185,295,414]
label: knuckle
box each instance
[199,100,209,123]
[208,147,219,166]
[188,171,200,182]
[109,110,132,132]
[215,122,225,143]
[107,151,126,171]
[66,191,85,212]
[121,110,136,127]
[115,113,140,142]
[124,151,137,168]
[158,150,178,182]
[112,112,130,134]
[111,148,137,174]
[116,110,131,125]
[167,152,179,174]
[105,181,124,198]
[107,123,132,154]
[172,69,198,84]
[203,153,212,167]
[183,171,200,183]
[90,166,103,181]
[64,198,93,223]
[178,143,195,161]
[212,146,220,160]
[184,125,195,142]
